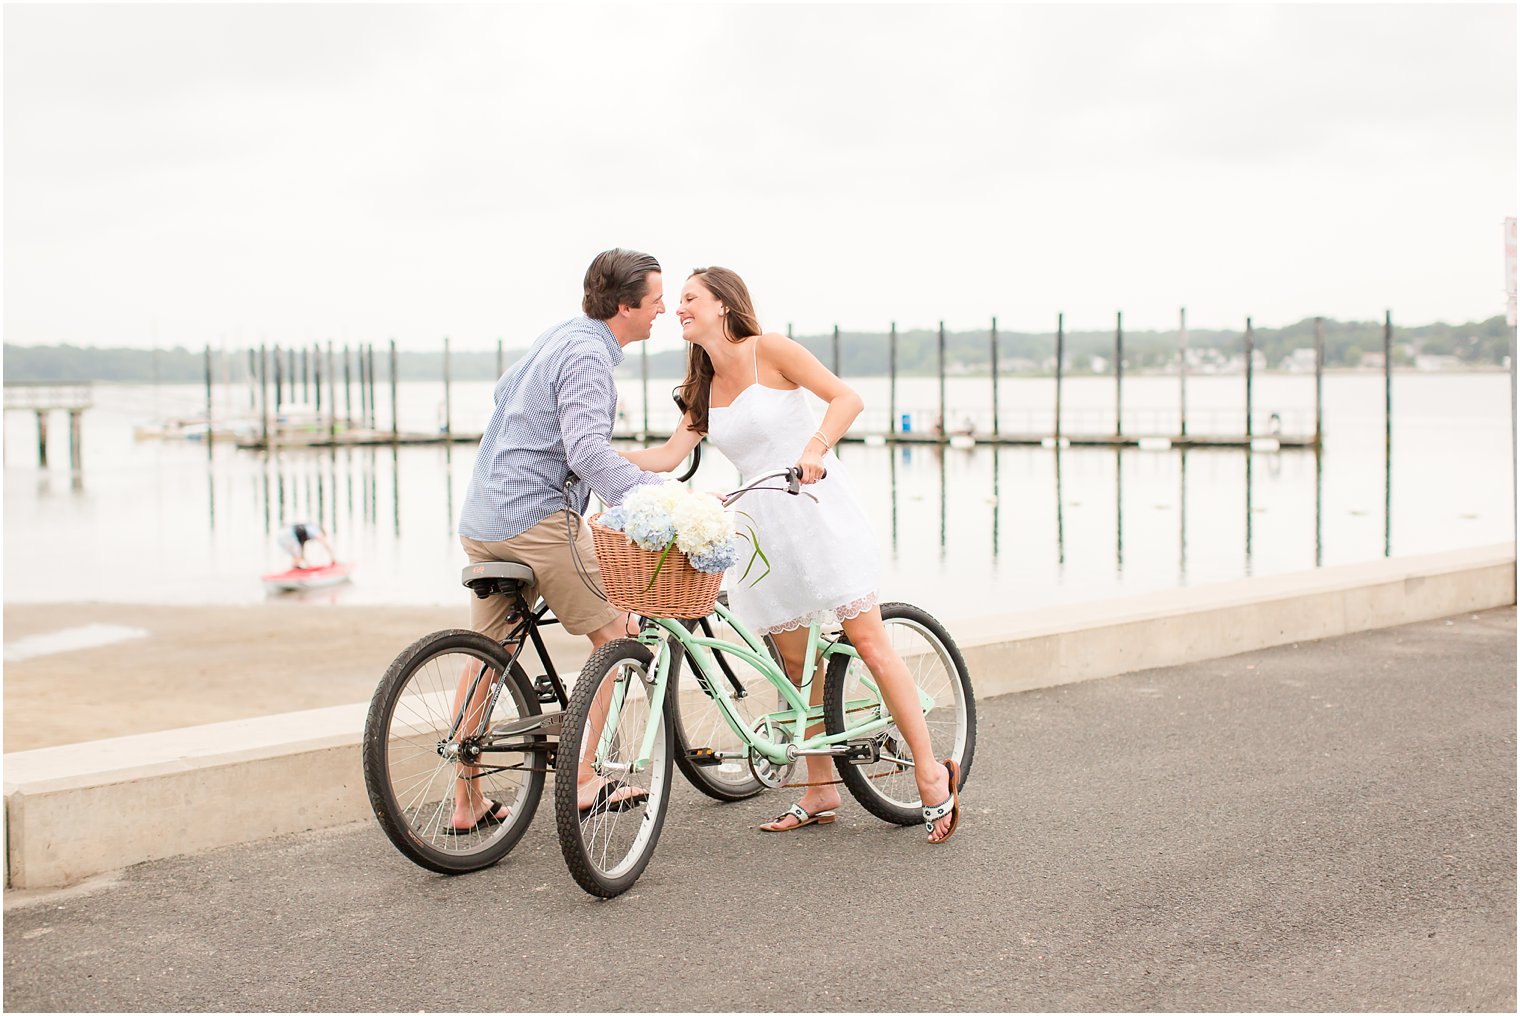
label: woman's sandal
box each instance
[922,759,962,844]
[760,803,837,832]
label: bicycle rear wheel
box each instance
[362,629,544,873]
[822,602,975,826]
[554,639,675,898]
[670,616,786,802]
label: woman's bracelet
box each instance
[810,429,832,451]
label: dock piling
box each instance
[68,411,83,471]
[1179,307,1188,438]
[1055,313,1065,442]
[888,322,898,434]
[443,336,452,438]
[1314,317,1324,447]
[1115,311,1124,437]
[203,345,213,451]
[389,339,399,441]
[937,321,946,437]
[259,344,270,447]
[1245,317,1255,439]
[990,316,999,438]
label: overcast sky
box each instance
[4,3,1515,355]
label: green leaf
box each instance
[644,540,676,592]
[737,523,771,587]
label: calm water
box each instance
[3,372,1513,621]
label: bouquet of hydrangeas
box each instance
[598,481,767,585]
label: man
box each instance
[449,248,667,831]
[276,520,336,571]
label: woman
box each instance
[618,267,961,843]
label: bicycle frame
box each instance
[455,597,568,757]
[604,600,936,773]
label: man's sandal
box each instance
[922,759,962,844]
[760,803,837,832]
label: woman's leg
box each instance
[758,626,841,830]
[839,607,955,842]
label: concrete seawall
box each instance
[5,542,1513,889]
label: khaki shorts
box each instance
[461,511,622,639]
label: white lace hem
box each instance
[754,593,879,636]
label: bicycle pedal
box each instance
[684,747,724,767]
[839,740,883,766]
[532,675,558,703]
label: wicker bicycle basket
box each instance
[587,513,724,619]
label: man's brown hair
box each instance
[583,248,662,320]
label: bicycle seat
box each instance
[461,562,536,599]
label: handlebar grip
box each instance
[784,465,827,490]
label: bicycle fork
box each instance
[593,636,672,777]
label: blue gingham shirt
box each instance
[459,317,662,541]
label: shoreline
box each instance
[0,601,594,752]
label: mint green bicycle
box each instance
[552,468,977,898]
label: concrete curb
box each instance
[5,543,1514,889]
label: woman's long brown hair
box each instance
[674,267,762,434]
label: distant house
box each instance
[1361,351,1386,368]
[1415,354,1463,371]
[1281,348,1318,372]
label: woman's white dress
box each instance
[706,349,880,636]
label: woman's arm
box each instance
[616,412,703,473]
[764,334,864,483]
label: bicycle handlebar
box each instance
[722,466,827,506]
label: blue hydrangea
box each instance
[623,510,676,553]
[599,505,628,531]
[688,536,744,574]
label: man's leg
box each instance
[450,537,523,829]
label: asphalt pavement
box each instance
[4,607,1514,1012]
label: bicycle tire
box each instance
[822,602,976,826]
[362,629,545,874]
[554,638,675,898]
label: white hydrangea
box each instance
[615,482,737,559]
[672,494,733,556]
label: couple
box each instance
[456,248,962,844]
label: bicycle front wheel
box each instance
[822,602,976,826]
[362,629,545,874]
[554,639,675,898]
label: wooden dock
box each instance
[4,382,93,467]
[233,428,1316,452]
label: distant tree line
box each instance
[3,315,1511,384]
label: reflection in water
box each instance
[1384,431,1392,557]
[224,432,1369,610]
[1178,447,1188,575]
[991,445,1001,560]
[1245,450,1254,572]
[391,443,401,538]
[1314,445,1323,567]
[1054,445,1066,564]
[1115,448,1124,571]
[938,446,947,558]
[444,442,455,534]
